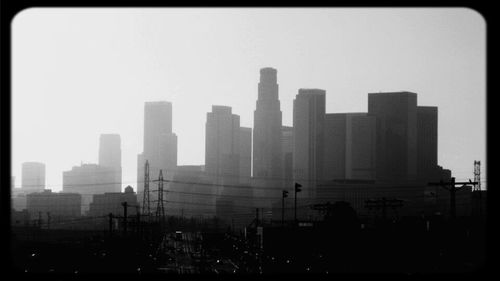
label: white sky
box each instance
[11,8,486,192]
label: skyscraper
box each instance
[21,162,45,193]
[293,89,326,201]
[99,134,122,192]
[253,67,283,180]
[137,101,178,204]
[205,105,245,222]
[324,113,376,181]
[281,126,294,189]
[239,127,252,184]
[205,105,241,186]
[368,91,418,183]
[417,106,439,182]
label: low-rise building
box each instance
[88,185,138,217]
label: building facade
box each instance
[368,92,418,183]
[137,101,178,207]
[324,113,376,181]
[417,106,440,183]
[21,162,46,193]
[63,163,119,214]
[253,68,283,179]
[88,186,138,217]
[26,190,81,219]
[98,134,122,192]
[293,89,326,201]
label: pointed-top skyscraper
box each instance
[253,67,283,180]
[252,67,283,209]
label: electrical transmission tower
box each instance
[153,169,168,226]
[142,160,151,216]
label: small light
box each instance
[286,259,290,264]
[31,253,35,257]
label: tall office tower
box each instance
[323,113,376,181]
[137,101,178,205]
[281,126,294,189]
[293,89,326,201]
[21,162,45,193]
[368,92,418,183]
[253,67,283,180]
[205,106,254,222]
[239,127,252,184]
[417,106,439,182]
[205,105,241,186]
[98,134,122,192]
[63,163,119,214]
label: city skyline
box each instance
[11,8,486,191]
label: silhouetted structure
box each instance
[98,134,122,192]
[281,126,294,189]
[26,189,81,220]
[205,106,252,222]
[89,186,138,217]
[253,68,284,209]
[168,165,215,218]
[324,113,376,181]
[63,163,119,214]
[253,67,283,180]
[417,106,441,182]
[293,89,326,202]
[137,101,178,208]
[21,162,45,193]
[368,92,417,183]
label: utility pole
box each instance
[122,201,128,235]
[282,190,288,226]
[294,183,302,224]
[364,197,404,220]
[428,177,478,219]
[473,161,482,217]
[142,160,151,217]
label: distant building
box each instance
[417,106,440,182]
[323,113,376,181]
[137,101,178,209]
[239,127,252,184]
[253,67,283,180]
[167,165,215,218]
[21,162,45,193]
[281,126,294,189]
[293,89,326,201]
[205,105,241,186]
[99,134,122,192]
[368,92,418,183]
[88,186,138,217]
[63,163,119,214]
[26,190,81,219]
[205,106,255,221]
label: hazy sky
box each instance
[11,8,486,192]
